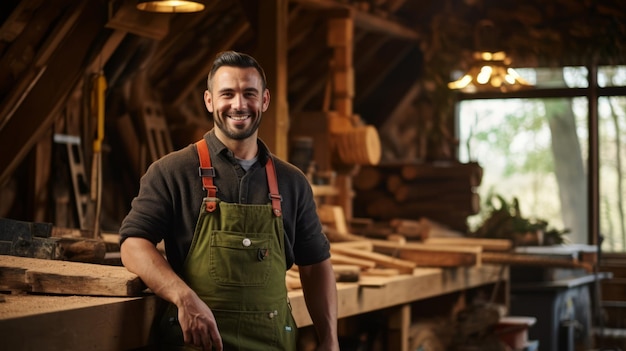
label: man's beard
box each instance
[214,111,262,140]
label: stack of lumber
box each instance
[352,161,483,232]
[289,236,511,290]
[290,204,513,291]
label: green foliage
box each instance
[471,193,570,246]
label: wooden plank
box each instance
[482,252,591,271]
[0,255,145,296]
[423,237,513,252]
[105,0,170,40]
[318,204,349,234]
[330,252,376,269]
[331,240,373,251]
[394,249,479,267]
[289,282,360,327]
[370,240,482,267]
[331,246,416,274]
[0,295,159,350]
[362,268,400,276]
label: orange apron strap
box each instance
[196,139,281,216]
[195,140,217,212]
[265,157,282,217]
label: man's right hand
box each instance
[177,291,223,351]
[120,237,224,351]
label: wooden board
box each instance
[370,240,481,267]
[423,237,513,252]
[330,252,376,269]
[331,246,416,274]
[0,255,146,296]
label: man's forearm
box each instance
[299,259,339,349]
[120,237,194,305]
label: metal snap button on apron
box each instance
[242,238,251,247]
[268,310,278,319]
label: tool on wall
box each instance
[90,71,107,238]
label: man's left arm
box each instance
[299,258,339,351]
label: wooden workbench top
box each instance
[0,265,507,350]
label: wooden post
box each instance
[256,0,289,159]
[387,304,411,351]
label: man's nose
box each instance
[231,94,245,109]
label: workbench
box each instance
[0,265,507,350]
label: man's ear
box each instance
[262,88,270,112]
[204,90,214,113]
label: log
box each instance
[393,181,477,203]
[0,255,146,296]
[400,162,483,186]
[366,196,478,219]
[386,174,404,193]
[353,165,384,191]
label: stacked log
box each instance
[353,161,483,233]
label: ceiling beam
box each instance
[0,2,110,185]
[291,0,420,40]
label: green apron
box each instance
[157,140,297,350]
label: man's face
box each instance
[204,66,270,141]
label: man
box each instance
[120,51,339,351]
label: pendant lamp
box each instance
[448,20,533,93]
[136,0,205,13]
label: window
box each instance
[456,66,626,252]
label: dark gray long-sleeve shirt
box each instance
[120,129,330,274]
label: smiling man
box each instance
[119,51,339,351]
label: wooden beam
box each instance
[0,0,83,131]
[257,0,290,158]
[0,2,108,185]
[355,43,413,106]
[291,0,420,40]
[0,255,146,296]
[169,20,250,107]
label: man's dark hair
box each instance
[206,51,267,92]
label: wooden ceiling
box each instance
[1,0,626,188]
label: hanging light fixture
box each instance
[136,0,205,13]
[448,20,533,93]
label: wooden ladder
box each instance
[53,134,90,230]
[140,100,173,163]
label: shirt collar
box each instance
[204,129,271,166]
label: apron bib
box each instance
[157,140,296,350]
